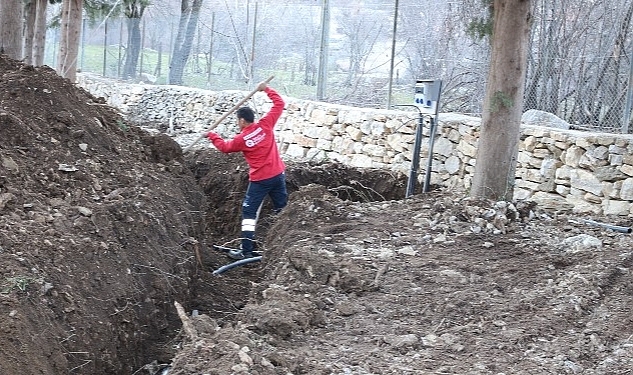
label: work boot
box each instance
[228,249,254,260]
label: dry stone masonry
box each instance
[77,74,633,217]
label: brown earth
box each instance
[1,55,633,375]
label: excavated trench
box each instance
[0,54,416,375]
[135,150,411,371]
[186,149,409,245]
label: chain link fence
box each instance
[46,0,633,134]
[523,0,633,133]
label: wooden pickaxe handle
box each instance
[183,75,275,153]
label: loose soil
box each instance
[1,55,633,375]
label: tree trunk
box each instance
[123,17,142,79]
[23,0,36,65]
[66,0,82,81]
[57,0,82,82]
[32,0,48,66]
[470,0,532,201]
[155,43,162,77]
[57,0,70,73]
[600,1,633,126]
[122,1,147,80]
[169,0,203,85]
[0,0,24,59]
[168,1,190,84]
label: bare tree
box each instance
[297,8,321,86]
[23,0,36,65]
[219,1,250,83]
[169,0,203,85]
[0,0,24,59]
[401,0,490,114]
[470,0,533,200]
[32,0,48,66]
[581,0,633,128]
[328,5,388,105]
[57,0,83,81]
[122,0,150,79]
[67,0,633,122]
[337,6,384,87]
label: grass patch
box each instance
[2,276,32,294]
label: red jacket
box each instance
[207,87,285,182]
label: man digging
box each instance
[206,80,287,260]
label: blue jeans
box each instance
[241,172,287,253]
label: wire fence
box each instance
[523,0,633,133]
[44,0,633,134]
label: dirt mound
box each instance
[3,54,633,375]
[0,56,204,373]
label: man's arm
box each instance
[258,86,284,127]
[207,132,243,153]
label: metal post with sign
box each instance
[414,79,442,115]
[405,79,442,197]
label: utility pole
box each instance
[249,2,258,85]
[208,12,215,84]
[387,0,399,109]
[81,17,86,71]
[317,0,330,101]
[102,20,108,76]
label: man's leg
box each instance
[268,172,288,213]
[239,181,267,256]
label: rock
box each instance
[238,348,253,365]
[522,109,571,130]
[0,193,15,210]
[1,156,19,172]
[422,333,439,347]
[58,163,78,172]
[383,334,418,348]
[562,234,602,253]
[77,206,93,216]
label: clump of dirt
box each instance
[3,54,633,375]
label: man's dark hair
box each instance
[236,107,255,123]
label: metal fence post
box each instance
[623,52,633,133]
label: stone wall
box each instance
[77,74,633,216]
